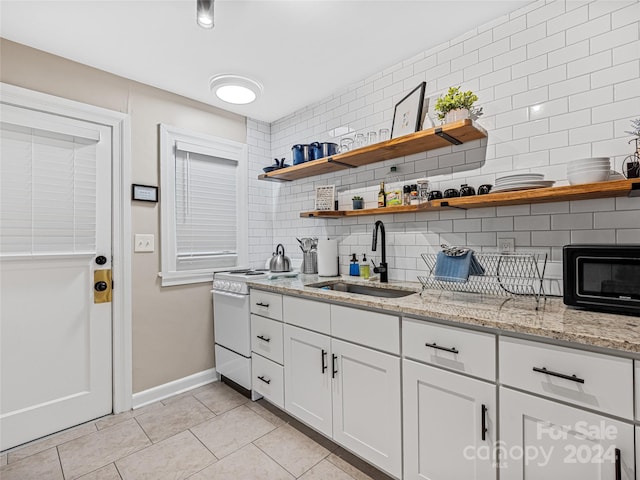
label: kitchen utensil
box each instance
[269,244,291,272]
[302,251,318,274]
[309,142,339,160]
[428,190,443,201]
[478,184,492,195]
[460,184,476,196]
[443,188,460,198]
[292,144,310,165]
[297,237,317,252]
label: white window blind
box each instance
[0,125,98,256]
[174,148,238,270]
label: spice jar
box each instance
[410,184,419,205]
[416,178,430,203]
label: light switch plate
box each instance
[134,234,155,253]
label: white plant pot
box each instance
[444,108,470,124]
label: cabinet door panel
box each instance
[500,388,635,480]
[283,324,332,436]
[403,360,497,480]
[332,339,401,478]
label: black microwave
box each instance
[563,244,640,316]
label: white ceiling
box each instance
[0,0,528,123]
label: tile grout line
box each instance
[55,445,67,480]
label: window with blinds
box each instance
[0,124,99,257]
[175,149,238,270]
[159,124,248,286]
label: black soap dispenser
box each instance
[349,253,360,276]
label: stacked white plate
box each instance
[492,173,555,193]
[567,157,611,185]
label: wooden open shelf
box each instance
[300,179,640,218]
[258,119,487,182]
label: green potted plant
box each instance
[352,196,364,210]
[434,86,483,124]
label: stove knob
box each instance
[214,280,221,289]
[222,281,230,290]
[233,283,242,292]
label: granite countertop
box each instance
[247,274,640,356]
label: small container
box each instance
[443,188,460,198]
[478,184,493,195]
[428,190,443,201]
[387,189,402,206]
[349,253,360,276]
[360,253,370,279]
[410,184,419,205]
[417,178,430,203]
[460,184,476,196]
[403,185,412,206]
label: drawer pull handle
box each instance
[257,375,271,385]
[332,354,338,378]
[256,302,270,307]
[532,367,585,384]
[321,349,328,374]
[257,335,271,342]
[481,404,488,441]
[615,448,621,480]
[426,342,459,354]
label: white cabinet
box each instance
[283,324,332,436]
[403,359,497,480]
[282,321,402,478]
[500,388,635,480]
[332,338,402,477]
[252,352,284,408]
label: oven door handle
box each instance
[211,290,246,299]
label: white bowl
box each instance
[567,169,610,185]
[567,164,610,172]
[568,161,611,169]
[567,166,611,175]
[567,157,610,165]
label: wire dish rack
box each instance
[418,251,548,308]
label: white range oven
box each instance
[212,270,267,394]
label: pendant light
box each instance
[197,0,214,29]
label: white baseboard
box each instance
[132,368,218,409]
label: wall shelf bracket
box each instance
[629,182,640,197]
[327,157,357,168]
[440,201,467,210]
[434,128,463,145]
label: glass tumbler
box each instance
[379,128,390,142]
[354,133,366,149]
[339,137,353,153]
[367,131,378,145]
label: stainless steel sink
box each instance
[308,281,415,298]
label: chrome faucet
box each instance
[371,220,388,283]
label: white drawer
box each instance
[250,290,283,321]
[402,318,496,381]
[500,336,633,419]
[252,353,284,409]
[283,295,330,335]
[331,305,399,355]
[251,314,284,365]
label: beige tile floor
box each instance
[0,382,393,480]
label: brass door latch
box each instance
[94,269,112,304]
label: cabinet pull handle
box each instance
[425,342,459,354]
[481,404,488,441]
[615,448,621,480]
[321,349,328,374]
[257,335,271,342]
[532,366,585,384]
[257,375,271,385]
[332,354,338,378]
[256,302,270,307]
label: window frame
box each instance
[159,124,248,286]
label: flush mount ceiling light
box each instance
[209,75,263,105]
[197,0,215,29]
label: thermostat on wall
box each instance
[132,184,158,202]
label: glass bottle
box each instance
[378,182,386,208]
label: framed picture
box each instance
[131,184,158,202]
[391,81,426,139]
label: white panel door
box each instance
[283,324,332,436]
[500,388,635,480]
[403,359,497,480]
[332,338,402,478]
[0,104,113,450]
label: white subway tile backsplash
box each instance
[262,0,638,280]
[594,210,640,229]
[547,4,589,34]
[566,14,611,45]
[611,1,640,27]
[591,60,640,89]
[567,50,612,78]
[590,0,636,20]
